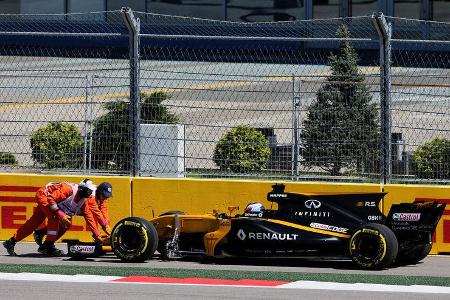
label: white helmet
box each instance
[78,179,97,198]
[245,202,265,213]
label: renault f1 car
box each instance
[67,184,446,269]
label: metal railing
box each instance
[0,9,448,184]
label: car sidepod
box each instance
[223,217,350,257]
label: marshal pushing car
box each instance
[68,184,446,269]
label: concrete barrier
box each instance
[2,173,450,255]
[131,177,380,217]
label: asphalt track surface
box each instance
[1,242,450,299]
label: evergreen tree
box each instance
[300,25,379,176]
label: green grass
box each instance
[1,263,449,286]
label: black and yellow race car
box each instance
[68,184,446,269]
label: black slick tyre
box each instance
[111,217,158,262]
[349,223,398,270]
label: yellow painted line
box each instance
[0,67,380,112]
[266,218,351,239]
[0,92,127,112]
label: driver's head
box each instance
[245,202,265,213]
[96,182,113,200]
[78,178,97,198]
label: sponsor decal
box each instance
[310,222,348,233]
[305,199,321,209]
[392,225,418,231]
[269,193,287,198]
[356,201,376,207]
[236,229,298,241]
[243,212,263,218]
[124,221,141,227]
[70,245,96,254]
[368,215,383,221]
[362,228,379,235]
[393,213,421,221]
[294,211,330,217]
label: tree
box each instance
[0,152,18,165]
[213,126,270,173]
[30,122,83,168]
[413,138,450,179]
[300,25,379,176]
[90,91,178,171]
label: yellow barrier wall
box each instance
[383,185,450,254]
[131,177,380,217]
[0,174,131,242]
[3,173,450,255]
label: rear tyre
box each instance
[111,217,158,262]
[349,223,398,270]
[396,243,432,265]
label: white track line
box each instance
[1,273,450,294]
[279,280,450,294]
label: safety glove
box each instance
[56,210,71,228]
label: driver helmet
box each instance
[78,178,97,198]
[245,202,265,213]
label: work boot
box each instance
[3,238,17,256]
[38,241,64,257]
[33,229,45,247]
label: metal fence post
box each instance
[83,74,89,174]
[291,76,301,181]
[88,75,96,175]
[122,7,141,177]
[373,13,392,184]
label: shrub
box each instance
[90,91,178,171]
[30,122,83,168]
[213,126,270,172]
[0,152,18,165]
[413,138,450,179]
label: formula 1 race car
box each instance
[67,184,446,269]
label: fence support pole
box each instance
[83,74,89,174]
[291,76,301,181]
[373,13,392,184]
[122,7,141,177]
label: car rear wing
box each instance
[385,201,446,236]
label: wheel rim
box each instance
[356,234,382,260]
[118,226,146,251]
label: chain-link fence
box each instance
[0,9,448,184]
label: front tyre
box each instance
[349,223,398,270]
[111,217,158,262]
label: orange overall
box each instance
[35,194,111,240]
[83,196,111,237]
[13,182,77,242]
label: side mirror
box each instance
[227,206,239,217]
